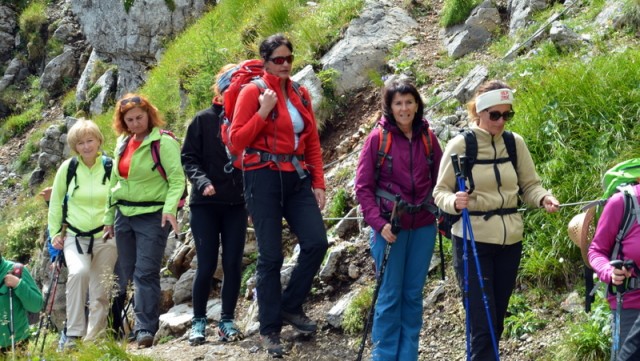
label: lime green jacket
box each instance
[104,128,185,225]
[48,154,110,239]
[0,259,43,348]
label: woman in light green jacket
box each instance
[104,93,185,348]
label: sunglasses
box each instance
[486,110,516,121]
[120,96,141,110]
[269,54,294,65]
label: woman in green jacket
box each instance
[0,253,43,352]
[49,119,116,349]
[104,93,185,348]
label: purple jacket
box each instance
[355,117,443,233]
[589,184,640,310]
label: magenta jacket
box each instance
[588,184,640,309]
[355,116,442,233]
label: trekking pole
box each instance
[33,252,63,352]
[455,155,501,361]
[9,263,23,361]
[355,196,399,361]
[609,259,626,360]
[452,154,472,360]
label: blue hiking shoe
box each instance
[136,330,154,348]
[189,317,207,345]
[218,319,244,342]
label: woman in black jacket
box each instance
[181,64,247,345]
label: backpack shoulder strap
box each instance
[251,78,268,92]
[63,156,79,225]
[502,130,518,173]
[375,126,392,183]
[462,129,477,164]
[66,156,79,190]
[150,139,165,179]
[102,155,113,185]
[611,185,638,260]
[420,127,434,165]
[292,81,309,107]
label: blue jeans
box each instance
[190,203,247,320]
[370,224,436,361]
[244,168,328,335]
[114,210,169,334]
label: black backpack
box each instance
[437,129,518,239]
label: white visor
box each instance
[475,89,514,112]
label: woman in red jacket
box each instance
[229,33,328,358]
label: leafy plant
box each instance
[326,188,350,227]
[342,285,373,335]
[553,301,611,361]
[440,0,479,27]
[240,262,257,295]
[503,293,548,338]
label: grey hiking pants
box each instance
[114,210,170,335]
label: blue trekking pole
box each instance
[452,154,472,360]
[452,154,501,361]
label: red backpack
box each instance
[218,59,309,173]
[150,129,188,210]
[219,59,265,173]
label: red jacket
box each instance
[229,71,325,190]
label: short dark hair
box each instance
[259,33,293,61]
[381,78,424,131]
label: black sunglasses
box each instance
[486,110,515,121]
[120,96,141,110]
[269,54,294,65]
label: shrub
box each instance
[553,301,611,361]
[342,285,373,335]
[0,103,43,144]
[240,262,257,295]
[62,90,78,116]
[440,0,479,27]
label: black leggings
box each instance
[453,236,522,361]
[190,203,247,320]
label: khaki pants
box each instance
[63,234,117,340]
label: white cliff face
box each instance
[70,0,207,95]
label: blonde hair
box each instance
[210,63,237,102]
[67,119,104,153]
[112,93,165,135]
[466,80,512,124]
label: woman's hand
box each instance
[611,266,631,286]
[313,188,326,210]
[202,184,216,196]
[52,235,64,250]
[454,191,469,212]
[381,223,398,243]
[4,273,20,288]
[103,225,114,240]
[258,89,278,120]
[161,213,179,236]
[541,195,560,213]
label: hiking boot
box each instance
[218,319,244,342]
[261,332,284,358]
[189,317,207,346]
[57,332,80,352]
[136,330,154,348]
[281,310,317,334]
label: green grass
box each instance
[139,0,364,138]
[342,285,373,335]
[0,102,43,144]
[440,0,480,27]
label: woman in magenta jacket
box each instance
[355,77,443,361]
